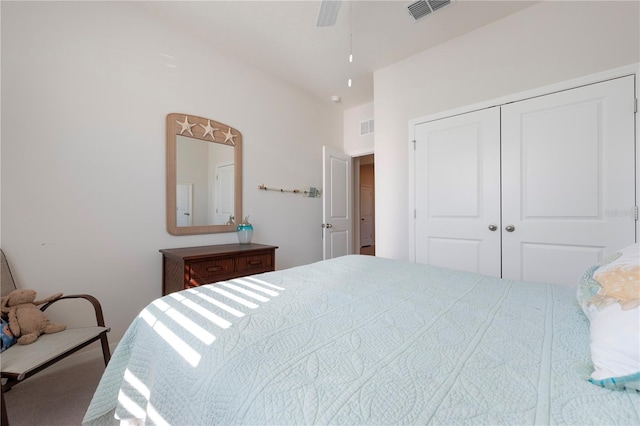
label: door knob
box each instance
[505,225,515,232]
[321,223,333,228]
[488,224,497,231]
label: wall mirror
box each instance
[166,113,242,235]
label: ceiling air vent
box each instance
[316,0,342,27]
[406,0,451,22]
[360,118,374,136]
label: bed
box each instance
[83,251,640,425]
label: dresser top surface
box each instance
[160,243,278,260]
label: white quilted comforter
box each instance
[83,255,640,425]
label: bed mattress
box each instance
[83,255,640,425]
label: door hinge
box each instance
[635,205,638,221]
[635,98,638,113]
[412,140,416,150]
[414,209,417,219]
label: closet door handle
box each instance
[505,225,515,232]
[488,224,497,231]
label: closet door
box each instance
[413,107,501,276]
[501,76,636,285]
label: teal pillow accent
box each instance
[590,372,640,392]
[0,318,16,352]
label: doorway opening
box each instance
[356,154,375,256]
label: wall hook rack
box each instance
[258,184,321,198]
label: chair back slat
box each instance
[1,249,18,297]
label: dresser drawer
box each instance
[189,258,235,284]
[236,253,273,273]
[161,244,278,295]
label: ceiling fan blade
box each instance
[316,0,342,27]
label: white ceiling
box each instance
[138,1,537,110]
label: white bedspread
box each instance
[83,255,640,425]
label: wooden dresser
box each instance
[160,243,278,295]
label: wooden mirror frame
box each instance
[166,113,242,235]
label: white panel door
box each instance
[501,76,636,285]
[323,146,353,260]
[414,107,501,276]
[176,183,193,227]
[215,163,234,225]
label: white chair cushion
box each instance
[2,326,109,379]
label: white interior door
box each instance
[176,183,193,227]
[501,76,636,285]
[215,163,234,224]
[413,107,501,276]
[323,146,353,260]
[360,184,374,247]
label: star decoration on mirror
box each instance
[176,116,196,136]
[200,120,219,141]
[222,127,237,145]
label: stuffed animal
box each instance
[0,289,66,345]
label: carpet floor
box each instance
[3,356,105,426]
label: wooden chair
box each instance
[0,249,111,425]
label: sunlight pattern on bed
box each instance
[83,255,640,425]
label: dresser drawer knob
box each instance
[207,266,222,272]
[248,260,263,266]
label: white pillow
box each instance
[577,243,640,391]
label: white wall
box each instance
[374,1,640,260]
[344,102,374,156]
[0,2,342,342]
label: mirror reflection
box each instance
[176,136,235,226]
[167,113,242,236]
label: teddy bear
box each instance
[0,289,66,345]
